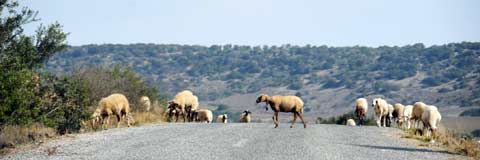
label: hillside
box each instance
[45,42,480,119]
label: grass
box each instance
[401,126,480,159]
[0,123,56,155]
[81,106,167,132]
[1,107,167,156]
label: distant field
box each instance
[442,117,480,134]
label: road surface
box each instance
[2,123,462,160]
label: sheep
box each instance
[346,119,356,126]
[354,98,368,126]
[139,96,151,112]
[239,110,251,123]
[411,102,427,128]
[167,90,199,122]
[192,109,213,123]
[421,105,442,140]
[403,105,414,129]
[256,94,306,128]
[392,103,405,127]
[372,98,389,127]
[216,114,228,123]
[92,93,134,129]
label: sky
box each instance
[22,0,480,47]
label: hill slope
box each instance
[45,42,480,119]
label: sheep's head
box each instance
[256,94,269,103]
[167,107,177,118]
[222,114,228,122]
[91,108,102,129]
[243,110,251,116]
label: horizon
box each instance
[24,0,480,47]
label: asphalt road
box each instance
[2,123,462,160]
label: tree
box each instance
[0,0,87,134]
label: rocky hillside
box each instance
[45,42,480,119]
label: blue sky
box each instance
[23,0,480,47]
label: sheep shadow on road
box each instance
[353,144,453,155]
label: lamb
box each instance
[346,119,356,126]
[421,105,442,139]
[239,110,251,123]
[216,114,228,123]
[354,98,368,126]
[167,90,199,122]
[372,98,389,127]
[192,109,213,123]
[392,103,405,127]
[92,93,134,129]
[412,102,427,128]
[403,105,414,129]
[256,94,306,128]
[139,96,151,112]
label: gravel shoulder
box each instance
[1,123,463,160]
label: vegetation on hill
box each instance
[46,42,480,110]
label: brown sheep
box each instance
[256,94,306,128]
[92,93,134,129]
[354,98,368,126]
[167,90,199,122]
[239,110,252,123]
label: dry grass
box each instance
[82,106,167,132]
[402,127,480,159]
[0,123,56,155]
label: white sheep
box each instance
[412,102,427,128]
[216,114,228,123]
[139,96,151,112]
[239,110,251,123]
[193,109,213,123]
[167,90,199,122]
[372,98,389,127]
[346,119,356,126]
[403,105,414,129]
[393,103,405,127]
[354,98,368,126]
[92,93,134,129]
[421,105,441,139]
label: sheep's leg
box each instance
[382,115,386,127]
[175,111,180,122]
[376,115,381,127]
[359,115,364,126]
[290,113,298,128]
[297,113,307,128]
[116,114,121,128]
[273,112,279,128]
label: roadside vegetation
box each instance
[0,0,167,154]
[402,127,480,159]
[315,112,376,126]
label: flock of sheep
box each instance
[89,90,441,138]
[90,90,307,129]
[353,97,442,138]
